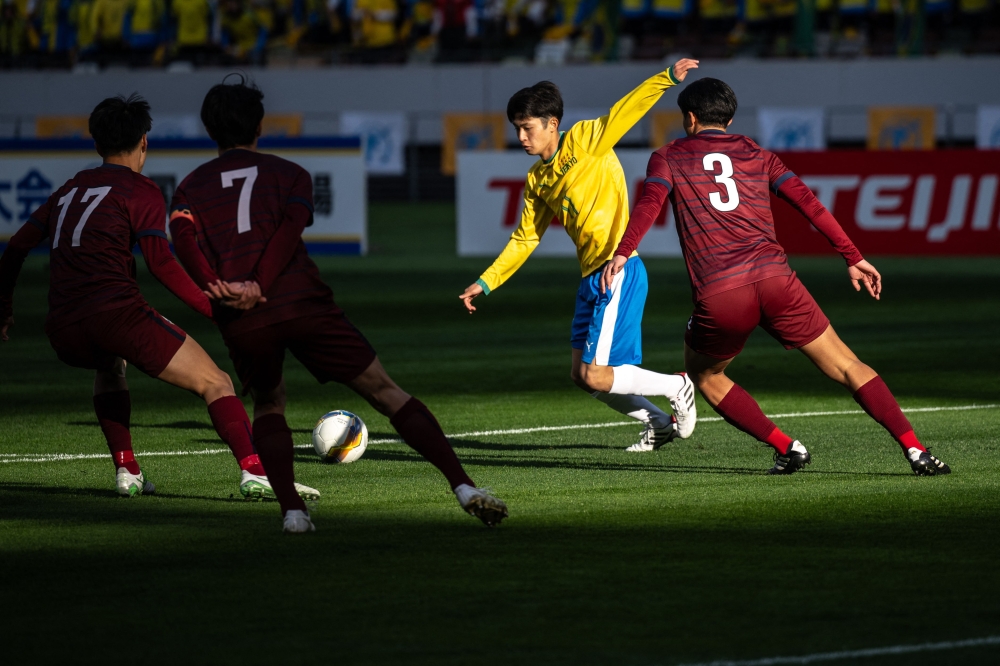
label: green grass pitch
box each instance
[2,203,999,665]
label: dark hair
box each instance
[677,78,738,127]
[89,93,152,157]
[200,74,265,150]
[507,81,563,124]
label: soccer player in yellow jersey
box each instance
[460,59,700,451]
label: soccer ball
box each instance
[312,410,368,464]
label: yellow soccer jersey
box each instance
[477,67,680,294]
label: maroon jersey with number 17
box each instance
[617,131,863,302]
[170,149,332,337]
[28,164,169,329]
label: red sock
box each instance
[390,397,474,490]
[853,376,925,453]
[238,453,265,476]
[252,414,306,514]
[93,390,140,474]
[207,395,259,470]
[714,384,794,454]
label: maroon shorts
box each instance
[223,307,376,396]
[685,273,830,359]
[47,303,187,377]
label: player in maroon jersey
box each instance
[167,77,507,527]
[602,78,950,476]
[0,94,318,530]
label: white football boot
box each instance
[239,470,321,502]
[115,468,155,497]
[625,418,679,452]
[282,510,316,534]
[454,484,508,527]
[669,373,697,439]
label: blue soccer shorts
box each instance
[571,255,648,366]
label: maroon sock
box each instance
[93,390,140,474]
[714,384,794,454]
[390,397,474,490]
[252,414,306,514]
[853,376,925,452]
[207,395,259,469]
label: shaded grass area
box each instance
[1,202,999,664]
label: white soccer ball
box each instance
[312,410,368,464]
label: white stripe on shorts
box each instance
[594,265,626,365]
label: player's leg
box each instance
[685,282,809,474]
[348,358,508,526]
[572,257,693,445]
[156,335,309,517]
[761,273,948,476]
[798,326,949,475]
[92,357,155,496]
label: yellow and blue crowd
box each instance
[0,0,996,67]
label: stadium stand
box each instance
[0,0,997,69]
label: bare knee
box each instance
[201,367,235,402]
[350,358,409,416]
[576,363,613,393]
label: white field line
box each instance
[1,403,997,465]
[676,635,1000,666]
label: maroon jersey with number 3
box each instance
[27,164,169,329]
[170,150,331,336]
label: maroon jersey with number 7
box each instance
[26,164,170,329]
[170,149,332,337]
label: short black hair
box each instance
[89,93,151,158]
[201,74,265,150]
[507,81,563,125]
[677,78,738,127]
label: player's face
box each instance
[514,116,560,157]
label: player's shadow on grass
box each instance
[1,482,248,503]
[67,420,215,431]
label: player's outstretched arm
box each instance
[138,235,214,318]
[0,220,48,342]
[848,259,882,300]
[585,57,698,157]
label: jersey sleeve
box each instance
[567,67,679,158]
[129,180,169,241]
[616,151,672,258]
[476,183,553,294]
[168,179,221,289]
[762,149,796,192]
[774,174,864,267]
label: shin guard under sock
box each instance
[714,384,794,454]
[253,413,306,514]
[853,376,925,452]
[391,397,474,490]
[93,390,140,474]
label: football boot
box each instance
[625,417,680,452]
[282,510,316,534]
[669,373,698,439]
[908,448,951,476]
[239,470,321,502]
[455,484,509,527]
[116,468,155,497]
[768,441,811,475]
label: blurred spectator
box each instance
[124,0,164,64]
[0,0,31,67]
[171,0,217,64]
[36,0,75,66]
[297,0,351,51]
[351,0,402,61]
[70,0,95,59]
[90,0,129,64]
[220,0,268,63]
[433,0,476,61]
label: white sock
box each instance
[609,365,686,398]
[592,392,674,429]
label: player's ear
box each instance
[256,122,262,139]
[726,118,733,127]
[140,135,148,153]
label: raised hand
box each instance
[459,282,484,314]
[848,259,882,300]
[600,255,628,295]
[671,58,700,82]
